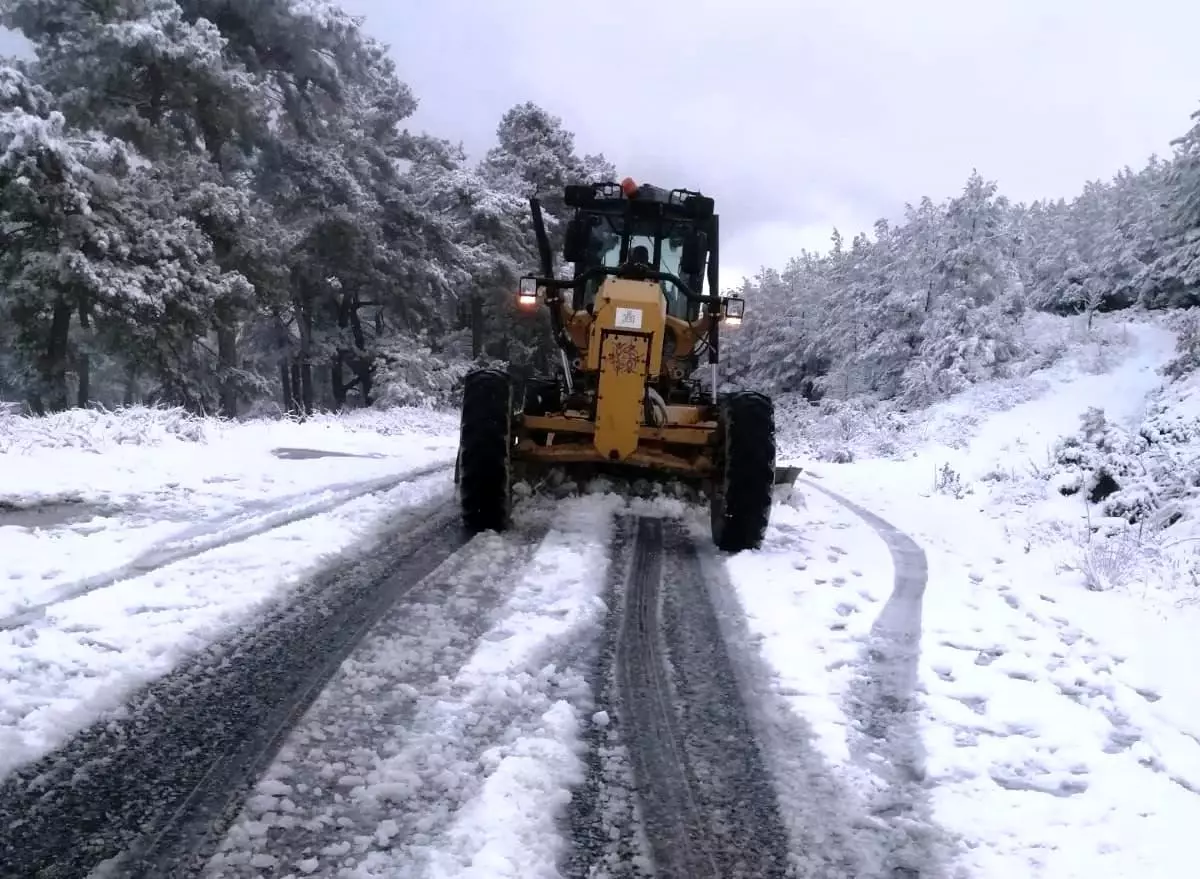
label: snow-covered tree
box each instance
[1137,107,1200,310]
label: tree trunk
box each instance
[280,360,293,412]
[331,352,347,408]
[124,364,138,406]
[331,290,352,409]
[347,296,372,406]
[218,324,238,417]
[290,361,302,414]
[77,353,90,408]
[41,299,72,412]
[295,292,315,416]
[471,294,484,358]
[300,362,314,415]
[77,296,91,408]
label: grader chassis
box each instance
[455,177,788,551]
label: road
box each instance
[0,480,935,878]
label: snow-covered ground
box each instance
[205,493,622,878]
[5,312,1200,877]
[0,406,459,775]
[745,315,1200,877]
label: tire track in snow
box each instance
[801,478,944,877]
[198,517,551,878]
[572,514,792,878]
[0,495,466,879]
[0,461,452,632]
[195,495,618,878]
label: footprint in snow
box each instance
[1003,668,1037,682]
[990,764,1090,798]
[974,646,1005,666]
[951,694,988,715]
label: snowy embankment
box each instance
[736,313,1200,877]
[0,406,460,777]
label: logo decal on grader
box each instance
[606,336,646,376]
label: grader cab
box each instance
[455,177,780,552]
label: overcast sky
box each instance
[5,0,1200,286]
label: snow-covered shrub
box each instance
[0,405,211,452]
[373,337,474,410]
[1014,311,1133,378]
[797,397,911,463]
[933,463,969,498]
[1130,386,1200,529]
[1048,407,1157,522]
[1161,308,1200,379]
[304,406,459,438]
[1074,526,1154,592]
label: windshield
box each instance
[581,220,694,320]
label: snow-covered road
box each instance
[0,473,950,879]
[205,493,621,879]
[200,491,947,879]
[0,409,459,777]
[0,489,467,877]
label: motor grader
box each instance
[454,177,784,552]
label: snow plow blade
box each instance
[774,465,802,485]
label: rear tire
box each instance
[458,367,513,533]
[711,391,776,552]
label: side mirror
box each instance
[563,217,588,263]
[680,231,706,275]
[722,295,744,326]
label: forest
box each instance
[0,0,1198,418]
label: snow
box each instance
[206,493,620,878]
[0,405,458,775]
[724,491,896,769]
[6,314,1200,877]
[723,314,1200,877]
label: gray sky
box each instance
[338,0,1200,285]
[5,0,1200,286]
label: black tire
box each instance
[458,367,513,533]
[711,390,776,552]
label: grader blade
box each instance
[773,465,802,485]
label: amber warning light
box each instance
[517,277,538,308]
[620,176,638,197]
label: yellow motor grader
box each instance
[455,177,787,551]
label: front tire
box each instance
[711,391,776,552]
[458,367,513,533]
